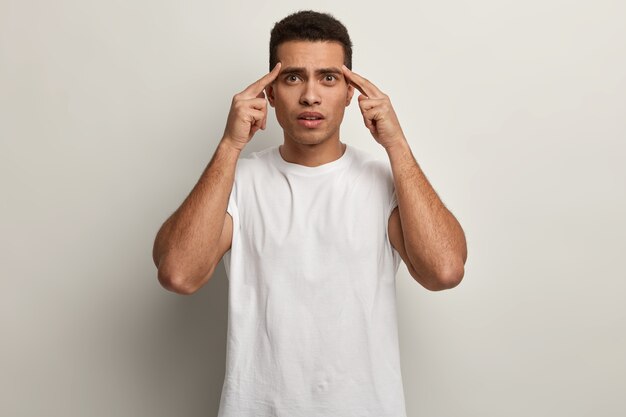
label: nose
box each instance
[299,80,321,106]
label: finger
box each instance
[357,100,375,130]
[249,113,264,137]
[249,124,261,137]
[342,65,384,99]
[254,113,265,132]
[242,62,282,98]
[363,114,374,130]
[247,109,265,125]
[363,107,377,121]
[358,95,380,112]
[344,69,367,97]
[362,112,375,134]
[248,97,267,111]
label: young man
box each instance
[153,10,467,417]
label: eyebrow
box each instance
[280,66,343,76]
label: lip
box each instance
[298,112,325,120]
[297,112,325,128]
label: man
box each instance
[152,10,467,417]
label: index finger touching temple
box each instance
[341,65,383,98]
[244,62,282,97]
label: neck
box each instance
[279,139,346,167]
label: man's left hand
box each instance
[342,65,405,149]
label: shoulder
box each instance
[348,145,394,186]
[233,145,277,178]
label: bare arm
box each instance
[386,142,467,290]
[343,65,467,290]
[152,140,240,294]
[152,63,282,294]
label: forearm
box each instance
[385,137,467,285]
[153,138,241,287]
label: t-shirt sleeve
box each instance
[382,163,402,272]
[226,178,238,247]
[226,181,237,220]
[223,178,238,278]
[383,161,398,220]
[387,187,398,218]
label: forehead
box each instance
[276,40,345,68]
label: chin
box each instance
[289,133,331,146]
[280,126,320,142]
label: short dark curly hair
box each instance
[269,10,353,71]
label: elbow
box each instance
[432,264,465,291]
[416,263,465,292]
[157,264,210,295]
[158,269,193,295]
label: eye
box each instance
[324,74,337,82]
[285,74,301,83]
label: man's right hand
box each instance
[222,62,282,151]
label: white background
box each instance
[1,0,625,416]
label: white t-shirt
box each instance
[218,143,407,417]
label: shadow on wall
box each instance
[136,262,230,416]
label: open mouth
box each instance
[298,112,324,120]
[297,112,324,128]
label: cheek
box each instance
[272,91,291,124]
[273,89,295,111]
[329,92,348,111]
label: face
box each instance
[266,40,355,146]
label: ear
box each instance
[266,84,276,107]
[345,84,355,106]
